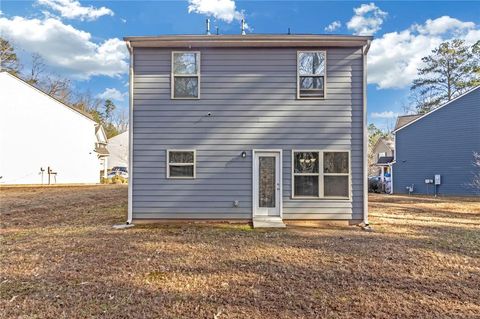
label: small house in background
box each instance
[0,71,109,185]
[95,126,110,178]
[393,86,480,196]
[107,131,129,170]
[372,136,394,192]
[394,114,421,131]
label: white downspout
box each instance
[127,41,134,224]
[389,164,394,194]
[362,40,371,226]
[381,166,385,191]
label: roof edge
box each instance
[1,71,96,123]
[393,85,480,133]
[124,34,373,48]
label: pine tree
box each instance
[102,100,119,138]
[0,37,20,74]
[411,39,480,113]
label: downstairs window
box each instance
[292,151,350,199]
[167,150,196,178]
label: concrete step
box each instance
[253,217,286,228]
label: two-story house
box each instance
[0,71,109,185]
[124,34,372,227]
[393,86,480,196]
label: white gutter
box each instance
[124,34,373,49]
[126,40,134,224]
[362,40,371,226]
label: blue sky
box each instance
[1,0,479,130]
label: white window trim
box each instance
[296,50,327,100]
[171,51,201,100]
[291,150,351,200]
[166,149,196,179]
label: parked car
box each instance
[368,176,381,193]
[108,166,128,179]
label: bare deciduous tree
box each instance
[43,75,72,103]
[113,109,129,133]
[26,53,47,86]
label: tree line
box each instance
[1,37,127,138]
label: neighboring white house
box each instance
[0,71,109,184]
[107,131,128,170]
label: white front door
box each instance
[253,151,281,217]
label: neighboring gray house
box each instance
[393,86,480,196]
[124,34,372,227]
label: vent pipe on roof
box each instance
[241,19,246,35]
[206,18,211,35]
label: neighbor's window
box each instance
[297,51,326,98]
[293,151,350,199]
[172,52,200,99]
[167,150,196,178]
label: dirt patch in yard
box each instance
[1,187,479,318]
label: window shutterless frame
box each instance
[166,149,196,179]
[296,50,327,100]
[291,150,351,200]
[171,51,201,100]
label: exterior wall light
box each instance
[241,151,247,158]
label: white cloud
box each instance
[347,2,387,35]
[0,16,128,79]
[96,88,126,102]
[37,0,113,21]
[368,16,479,89]
[371,111,399,119]
[325,21,341,32]
[414,16,475,35]
[188,0,247,26]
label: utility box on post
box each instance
[434,175,441,185]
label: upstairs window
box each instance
[172,52,200,99]
[167,150,196,178]
[297,51,326,99]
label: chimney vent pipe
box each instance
[206,19,211,35]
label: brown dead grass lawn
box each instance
[1,186,479,318]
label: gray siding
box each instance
[393,87,480,195]
[132,47,365,220]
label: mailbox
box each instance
[434,175,441,185]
